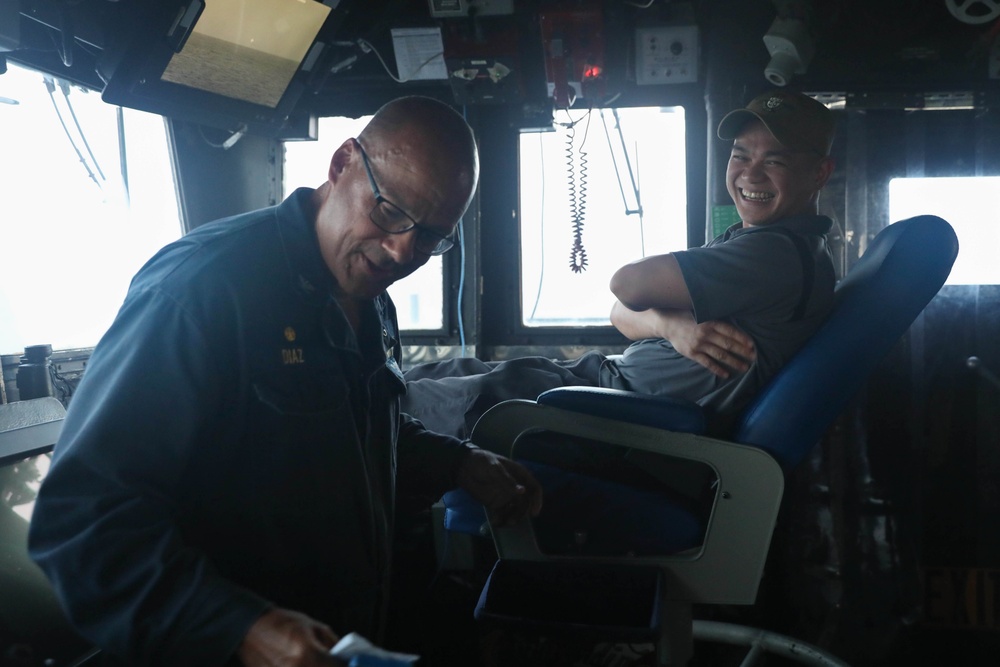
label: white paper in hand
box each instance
[328,632,420,665]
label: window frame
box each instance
[476,94,706,352]
[0,61,184,357]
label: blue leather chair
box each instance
[457,215,959,666]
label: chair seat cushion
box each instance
[522,460,706,556]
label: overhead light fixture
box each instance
[762,16,814,87]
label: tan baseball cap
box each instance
[717,90,835,156]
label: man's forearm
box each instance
[609,253,692,311]
[610,305,756,378]
[610,301,690,341]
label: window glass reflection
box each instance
[519,106,687,327]
[890,176,1000,285]
[0,63,182,355]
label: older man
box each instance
[28,96,541,667]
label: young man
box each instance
[403,89,837,438]
[28,96,541,667]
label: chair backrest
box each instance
[734,215,958,472]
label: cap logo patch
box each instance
[765,96,784,111]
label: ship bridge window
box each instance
[518,106,687,327]
[283,116,444,331]
[889,176,1000,285]
[0,62,182,356]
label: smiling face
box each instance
[311,97,478,305]
[726,119,835,228]
[314,137,470,301]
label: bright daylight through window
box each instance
[519,106,687,327]
[283,116,446,330]
[0,62,182,356]
[889,176,1000,285]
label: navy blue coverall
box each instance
[28,188,471,665]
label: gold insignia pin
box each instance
[284,327,296,342]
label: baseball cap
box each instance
[717,90,835,156]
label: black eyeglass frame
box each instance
[353,138,456,256]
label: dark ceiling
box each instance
[3,0,997,125]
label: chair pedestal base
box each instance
[474,559,698,666]
[657,599,693,666]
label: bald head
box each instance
[358,96,480,217]
[312,97,481,304]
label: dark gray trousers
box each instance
[401,351,609,439]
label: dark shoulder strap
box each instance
[746,226,816,322]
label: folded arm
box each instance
[609,254,755,378]
[610,253,692,312]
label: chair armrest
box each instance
[471,399,784,605]
[537,387,707,434]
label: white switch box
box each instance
[635,25,699,85]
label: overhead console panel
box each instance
[539,5,606,109]
[96,0,353,134]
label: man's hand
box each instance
[456,448,543,526]
[237,608,340,667]
[663,311,755,378]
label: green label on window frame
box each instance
[712,205,741,238]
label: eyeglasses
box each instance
[353,138,456,256]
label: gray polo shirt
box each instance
[603,214,835,433]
